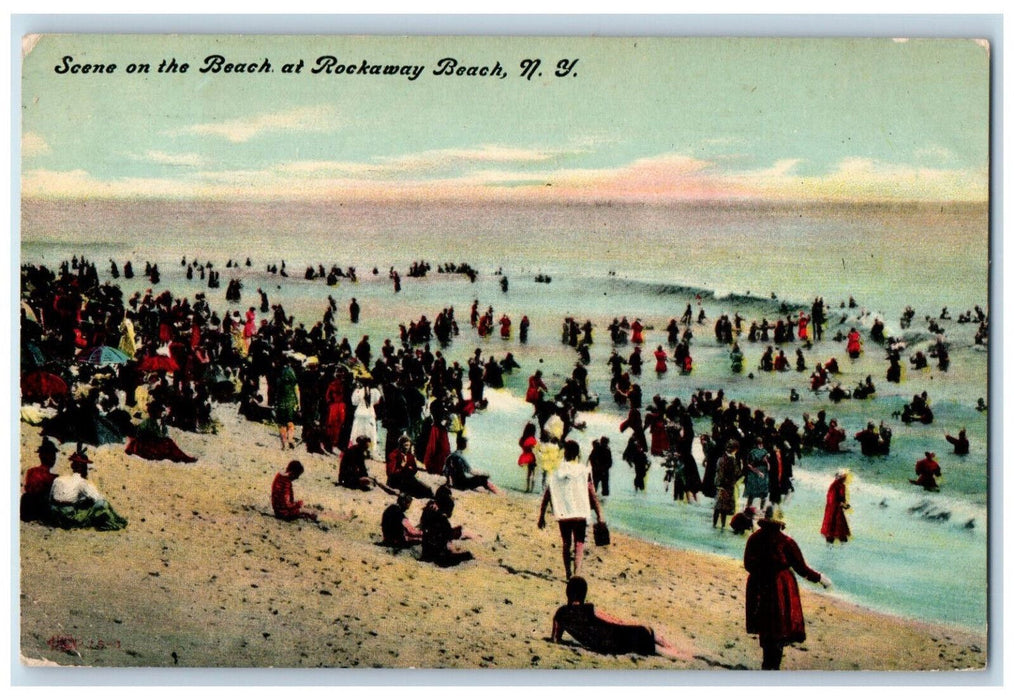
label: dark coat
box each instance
[744,519,821,645]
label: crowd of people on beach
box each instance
[20,252,986,669]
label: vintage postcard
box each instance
[17,33,991,674]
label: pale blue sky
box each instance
[20,35,990,202]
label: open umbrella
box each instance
[20,301,39,324]
[78,345,130,366]
[21,370,69,401]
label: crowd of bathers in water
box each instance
[20,253,988,664]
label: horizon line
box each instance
[20,195,989,208]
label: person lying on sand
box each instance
[551,576,689,660]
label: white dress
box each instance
[349,386,378,450]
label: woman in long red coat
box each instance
[323,376,347,453]
[797,312,809,342]
[820,470,851,543]
[846,328,862,359]
[745,508,829,669]
[644,405,669,456]
[525,371,548,404]
[630,319,645,344]
[653,346,669,375]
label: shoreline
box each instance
[19,407,987,671]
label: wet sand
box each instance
[19,405,987,672]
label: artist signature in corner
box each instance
[46,635,121,653]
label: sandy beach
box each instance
[18,404,987,672]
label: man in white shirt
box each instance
[538,440,605,579]
[49,446,128,531]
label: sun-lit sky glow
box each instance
[20,35,990,203]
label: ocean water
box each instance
[20,198,990,631]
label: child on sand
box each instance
[271,460,318,522]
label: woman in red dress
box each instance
[644,403,669,456]
[525,371,548,404]
[653,346,668,375]
[797,312,810,342]
[820,470,851,543]
[125,402,197,463]
[911,451,942,491]
[846,328,862,359]
[323,375,347,453]
[630,319,645,344]
[517,422,539,492]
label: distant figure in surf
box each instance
[910,452,942,491]
[820,470,851,544]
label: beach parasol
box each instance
[21,370,69,401]
[20,301,39,324]
[78,345,130,366]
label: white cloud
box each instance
[272,160,383,176]
[21,150,988,205]
[22,132,50,158]
[727,156,987,202]
[756,159,803,177]
[915,145,957,163]
[22,169,198,198]
[376,145,574,171]
[141,150,209,167]
[271,143,586,179]
[169,106,341,143]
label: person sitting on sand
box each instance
[386,436,434,499]
[381,493,423,549]
[49,446,128,531]
[443,436,501,494]
[21,438,60,523]
[271,460,318,522]
[419,485,474,567]
[338,435,374,491]
[551,576,688,659]
[125,401,197,463]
